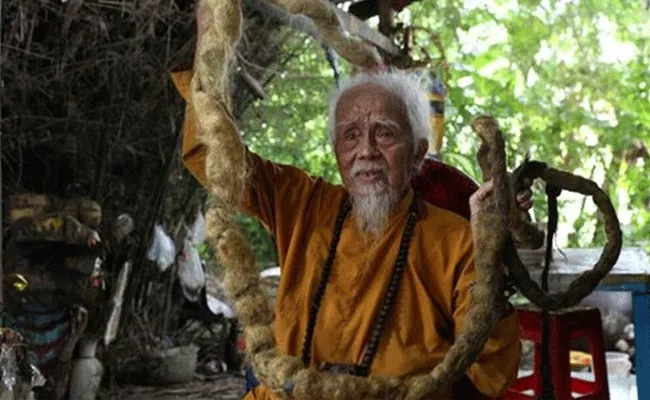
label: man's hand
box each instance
[469,179,534,219]
[516,187,533,211]
[469,180,494,219]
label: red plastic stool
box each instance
[503,307,609,400]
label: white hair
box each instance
[352,182,400,238]
[328,70,432,146]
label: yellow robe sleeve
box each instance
[169,69,328,250]
[170,69,209,188]
[451,234,522,398]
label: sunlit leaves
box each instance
[238,0,649,258]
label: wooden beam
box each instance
[332,7,402,57]
[251,0,404,59]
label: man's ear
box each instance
[413,138,429,171]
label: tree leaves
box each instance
[239,0,650,255]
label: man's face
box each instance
[334,84,419,199]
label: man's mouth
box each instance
[355,169,384,182]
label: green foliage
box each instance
[235,35,349,264]
[237,0,650,258]
[233,212,279,265]
[243,34,346,183]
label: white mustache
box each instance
[351,161,388,177]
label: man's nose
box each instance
[358,132,380,158]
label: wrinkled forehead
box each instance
[335,83,408,125]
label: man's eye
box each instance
[345,129,359,141]
[377,128,396,141]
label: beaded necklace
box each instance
[300,194,419,377]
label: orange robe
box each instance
[171,70,521,399]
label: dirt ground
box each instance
[109,374,246,400]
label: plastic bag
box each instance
[30,365,45,388]
[146,224,176,272]
[0,333,45,398]
[0,345,18,390]
[206,295,235,318]
[177,239,205,302]
[188,212,206,246]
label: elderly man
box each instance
[171,68,523,399]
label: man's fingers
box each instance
[472,182,535,216]
[516,188,533,210]
[469,180,494,219]
[516,189,532,203]
[519,199,533,210]
[474,179,494,201]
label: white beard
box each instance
[351,182,401,238]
